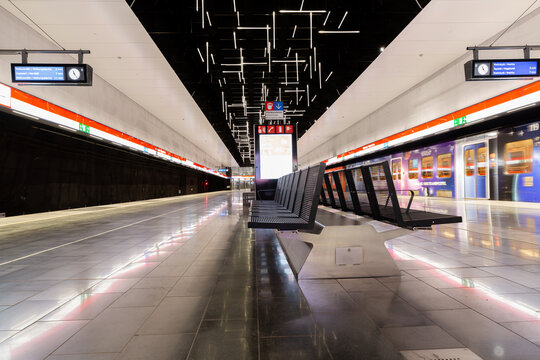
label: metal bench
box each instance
[248,163,326,232]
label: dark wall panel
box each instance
[0,112,229,216]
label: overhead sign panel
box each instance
[264,101,284,120]
[465,59,539,81]
[11,64,93,86]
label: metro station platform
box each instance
[0,191,540,359]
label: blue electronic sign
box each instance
[466,59,540,81]
[11,64,93,86]
[13,66,65,81]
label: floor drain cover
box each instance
[401,348,483,360]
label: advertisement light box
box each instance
[11,64,93,86]
[259,134,293,179]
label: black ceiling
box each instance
[128,0,430,166]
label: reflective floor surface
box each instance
[0,191,539,359]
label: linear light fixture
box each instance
[206,42,209,73]
[273,11,276,49]
[211,53,215,65]
[223,77,227,84]
[219,79,222,87]
[309,12,313,48]
[300,0,304,11]
[237,26,268,30]
[287,47,291,57]
[292,25,297,38]
[307,84,310,106]
[318,62,322,89]
[323,11,331,26]
[319,30,359,34]
[285,89,305,93]
[272,59,306,63]
[285,64,288,85]
[309,55,312,78]
[338,11,348,29]
[314,47,317,72]
[280,81,299,85]
[233,0,236,12]
[325,71,333,82]
[196,48,205,62]
[312,95,317,102]
[296,53,299,81]
[237,11,240,26]
[233,31,237,49]
[280,10,327,13]
[201,0,205,28]
[206,11,212,26]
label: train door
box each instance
[463,142,488,198]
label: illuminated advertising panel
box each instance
[259,134,293,179]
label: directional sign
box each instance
[274,101,283,111]
[265,102,274,111]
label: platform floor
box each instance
[0,191,539,359]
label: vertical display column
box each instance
[254,124,298,200]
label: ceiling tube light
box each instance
[304,63,308,72]
[314,47,317,72]
[299,95,303,102]
[280,10,326,13]
[240,48,244,78]
[309,55,312,78]
[219,79,222,87]
[238,72,242,82]
[300,0,304,11]
[325,71,333,82]
[296,87,298,105]
[307,84,310,106]
[279,87,282,101]
[323,11,330,26]
[285,64,288,85]
[223,77,227,84]
[318,62,322,89]
[287,47,291,57]
[237,11,240,26]
[206,42,209,73]
[262,71,265,79]
[296,52,299,81]
[233,31,237,49]
[202,0,205,28]
[206,11,212,26]
[196,48,205,62]
[268,42,271,73]
[221,92,224,111]
[319,30,359,34]
[196,0,198,12]
[211,53,215,65]
[309,12,313,49]
[264,47,267,57]
[233,0,236,12]
[338,11,348,29]
[379,46,385,52]
[273,12,276,49]
[292,25,297,38]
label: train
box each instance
[325,119,540,203]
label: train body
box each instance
[343,119,540,202]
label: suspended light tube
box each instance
[319,62,322,89]
[338,11,348,29]
[325,71,333,82]
[323,11,331,26]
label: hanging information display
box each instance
[11,64,93,86]
[465,59,539,81]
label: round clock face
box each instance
[477,63,490,76]
[68,68,81,80]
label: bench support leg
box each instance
[277,224,410,279]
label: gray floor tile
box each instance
[138,296,208,335]
[425,309,540,360]
[111,288,168,308]
[0,300,63,330]
[503,321,540,346]
[43,293,121,321]
[46,354,118,360]
[54,307,153,354]
[384,280,467,311]
[168,276,218,297]
[117,333,193,360]
[381,325,463,350]
[0,330,16,343]
[133,276,179,289]
[0,291,37,306]
[30,280,100,301]
[337,278,388,292]
[0,320,87,360]
[441,288,538,322]
[480,266,540,289]
[88,278,140,293]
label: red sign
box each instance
[267,125,275,134]
[265,101,274,111]
[258,126,267,134]
[276,125,284,133]
[285,125,294,133]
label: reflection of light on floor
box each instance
[0,200,229,353]
[390,247,540,319]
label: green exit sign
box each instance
[79,123,90,133]
[454,116,467,127]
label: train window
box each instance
[369,166,379,181]
[465,149,475,176]
[421,156,434,179]
[437,153,452,178]
[378,165,386,181]
[478,147,487,176]
[504,139,533,174]
[391,159,401,180]
[408,159,419,179]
